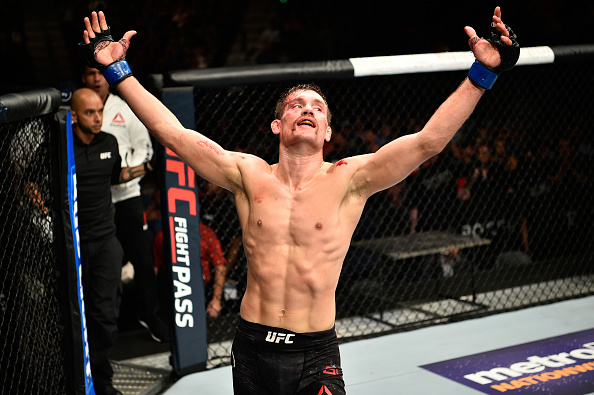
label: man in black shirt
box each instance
[71,88,153,395]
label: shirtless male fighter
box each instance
[79,7,519,394]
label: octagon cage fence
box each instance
[149,45,593,368]
[0,90,79,393]
[0,44,592,393]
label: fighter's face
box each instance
[272,90,332,145]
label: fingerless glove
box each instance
[468,24,520,89]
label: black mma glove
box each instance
[468,24,520,89]
[78,27,133,85]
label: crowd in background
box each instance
[2,1,594,92]
[137,106,591,299]
[1,0,591,310]
[334,117,592,264]
[1,0,590,266]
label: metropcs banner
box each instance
[421,328,594,394]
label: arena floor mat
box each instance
[129,294,594,395]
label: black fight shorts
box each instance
[231,318,345,395]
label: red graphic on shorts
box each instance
[323,366,342,377]
[317,385,333,395]
[111,112,125,124]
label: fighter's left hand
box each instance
[464,6,519,72]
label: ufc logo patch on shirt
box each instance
[100,152,112,160]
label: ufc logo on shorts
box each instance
[265,331,295,344]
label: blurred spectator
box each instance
[492,138,511,167]
[200,180,245,311]
[323,131,347,162]
[460,144,499,204]
[521,142,555,259]
[545,137,590,256]
[491,139,531,256]
[455,143,508,267]
[375,122,396,148]
[353,182,409,242]
[548,138,588,187]
[362,129,379,153]
[255,22,282,64]
[3,1,594,92]
[404,149,457,234]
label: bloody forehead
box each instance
[275,85,332,124]
[284,90,328,111]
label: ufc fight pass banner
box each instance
[162,145,208,374]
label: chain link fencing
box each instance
[2,49,590,389]
[155,52,594,368]
[0,108,68,393]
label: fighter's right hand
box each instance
[79,11,136,71]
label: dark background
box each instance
[1,1,592,94]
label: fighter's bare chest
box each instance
[243,177,343,235]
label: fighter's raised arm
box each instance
[351,6,520,196]
[79,11,245,192]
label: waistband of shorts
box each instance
[236,317,337,351]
